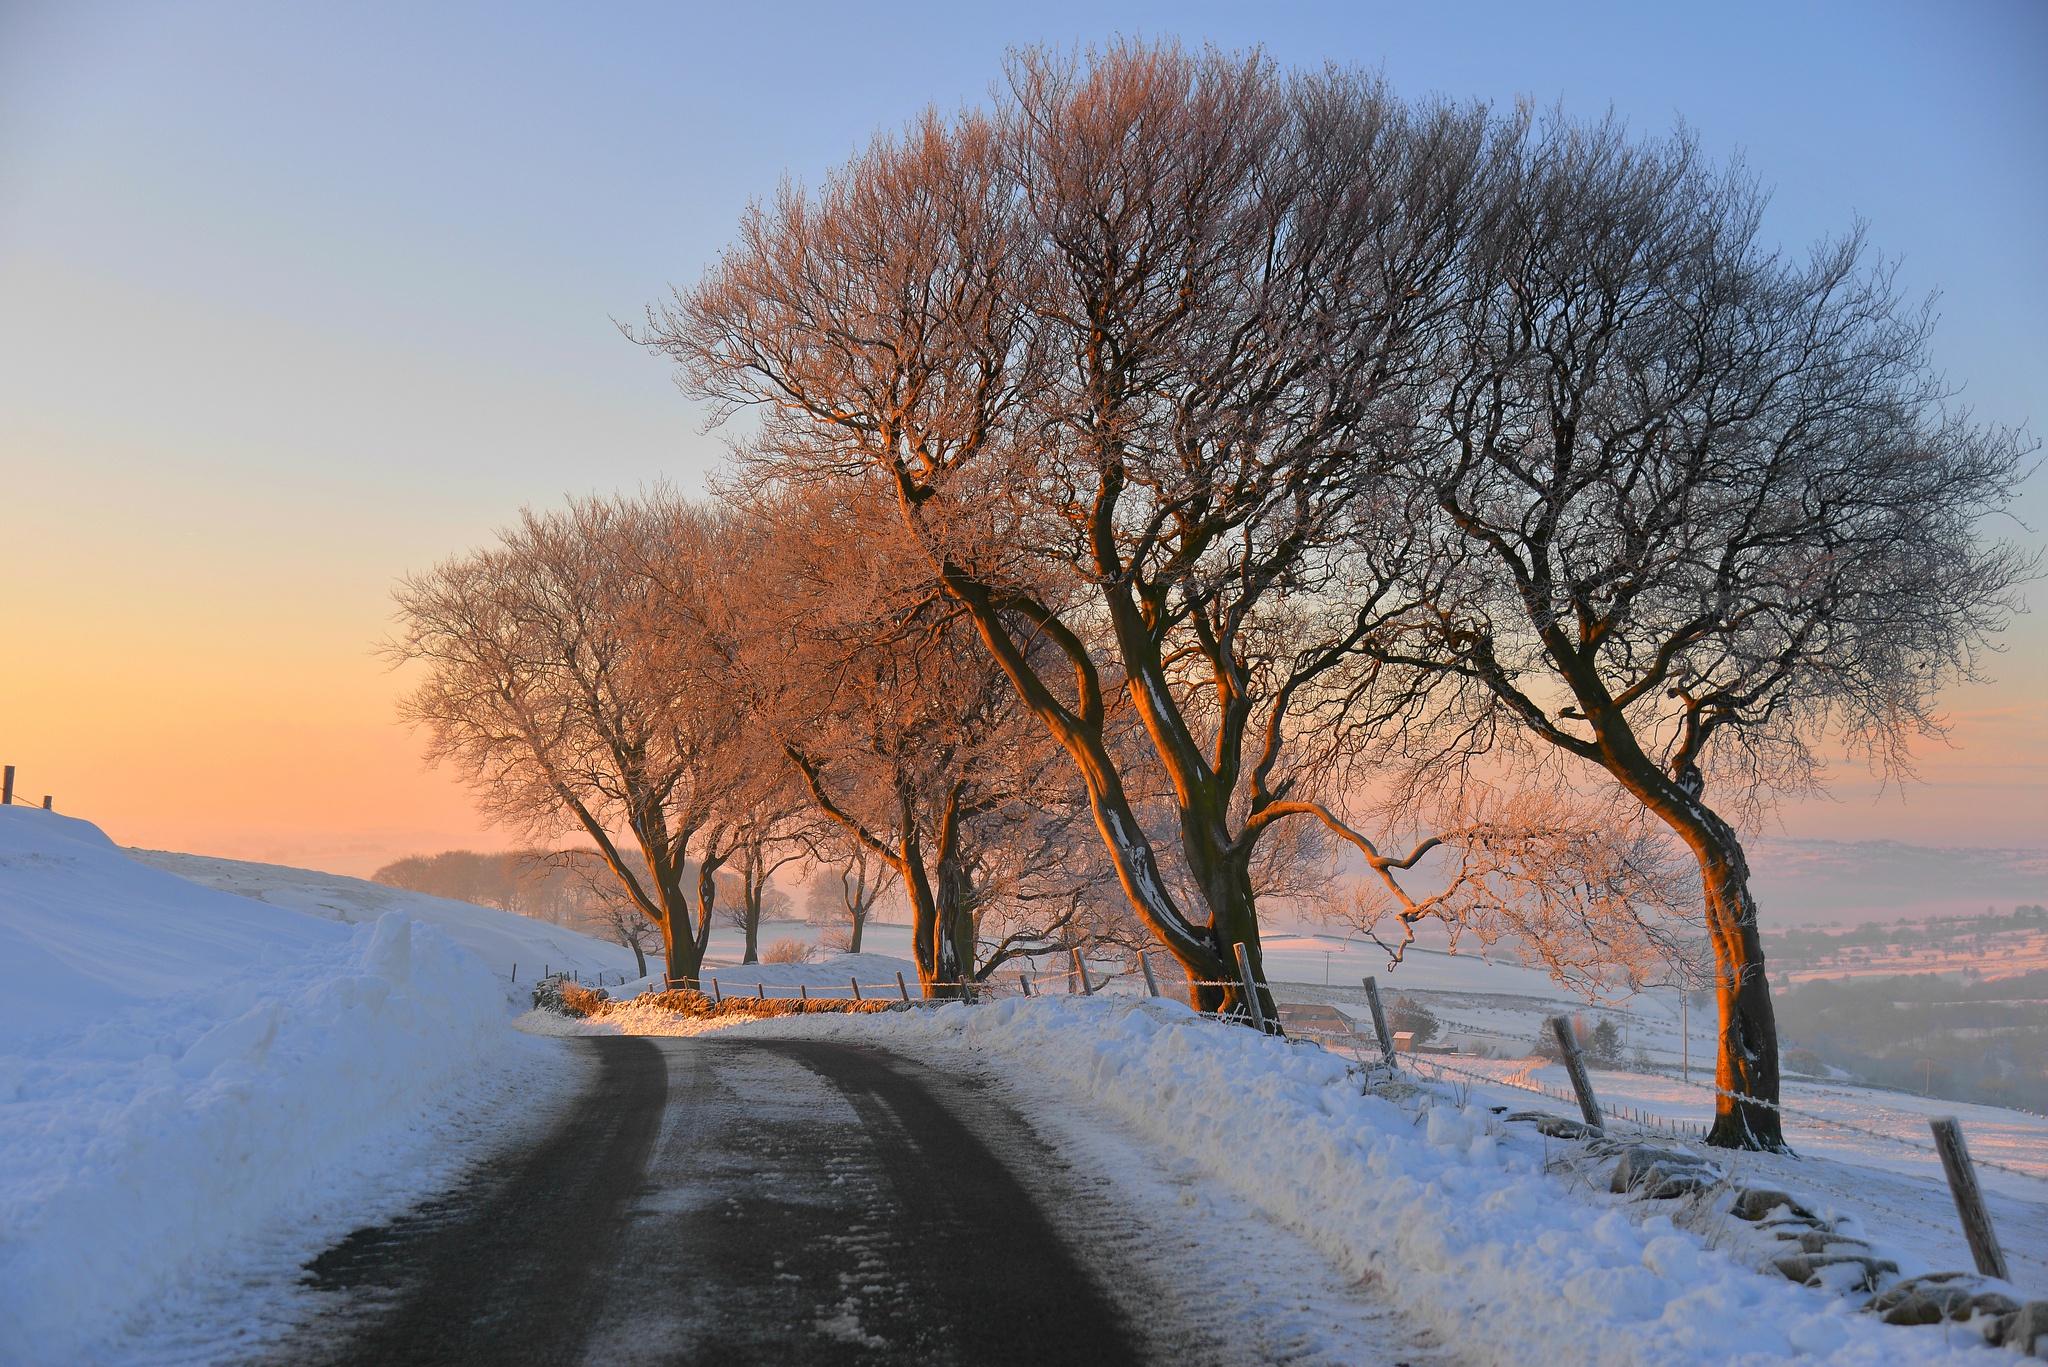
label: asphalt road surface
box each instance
[276,1036,1145,1367]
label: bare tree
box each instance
[720,783,808,964]
[1350,116,2032,1146]
[544,847,664,978]
[648,43,1502,1019]
[721,488,1085,996]
[388,496,743,988]
[805,845,898,954]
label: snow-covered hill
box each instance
[0,806,559,1364]
[129,846,640,989]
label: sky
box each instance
[1,0,2043,876]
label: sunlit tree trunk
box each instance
[1601,740,1784,1149]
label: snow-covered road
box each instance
[256,1034,1447,1366]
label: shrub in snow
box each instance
[531,974,567,1012]
[761,936,817,964]
[530,973,609,1016]
[1385,995,1438,1046]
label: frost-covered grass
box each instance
[634,996,2032,1366]
[0,808,544,1365]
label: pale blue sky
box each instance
[2,1,2043,868]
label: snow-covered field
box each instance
[0,808,579,1365]
[556,996,2047,1365]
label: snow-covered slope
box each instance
[129,846,639,988]
[0,807,542,1364]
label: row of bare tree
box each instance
[388,491,1148,992]
[394,43,2028,1150]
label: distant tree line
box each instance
[371,847,790,977]
[390,43,2029,1149]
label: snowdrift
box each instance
[130,846,640,987]
[0,807,525,1363]
[674,998,2022,1367]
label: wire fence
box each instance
[1393,1049,1684,1132]
[528,949,2046,1278]
[1378,1020,2048,1280]
[544,951,2047,1203]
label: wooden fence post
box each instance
[2,766,12,805]
[850,978,861,1001]
[896,971,910,1001]
[1548,1015,1604,1131]
[41,796,51,810]
[1234,942,1269,1034]
[709,978,722,1003]
[1929,1116,2010,1280]
[1019,967,1033,997]
[799,984,809,1002]
[1138,950,1160,997]
[1361,976,1396,1063]
[1072,947,1094,995]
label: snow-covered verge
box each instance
[565,996,2038,1366]
[0,807,544,1365]
[129,846,639,990]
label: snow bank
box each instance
[130,846,639,987]
[0,807,525,1364]
[692,997,2004,1367]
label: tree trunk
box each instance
[664,925,704,989]
[932,791,976,995]
[677,855,726,988]
[643,865,703,989]
[741,881,762,964]
[1176,816,1275,1025]
[848,906,865,954]
[1686,815,1785,1150]
[936,567,1230,994]
[1623,771,1785,1148]
[894,828,956,999]
[1583,722,1785,1149]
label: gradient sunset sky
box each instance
[2,1,2043,876]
